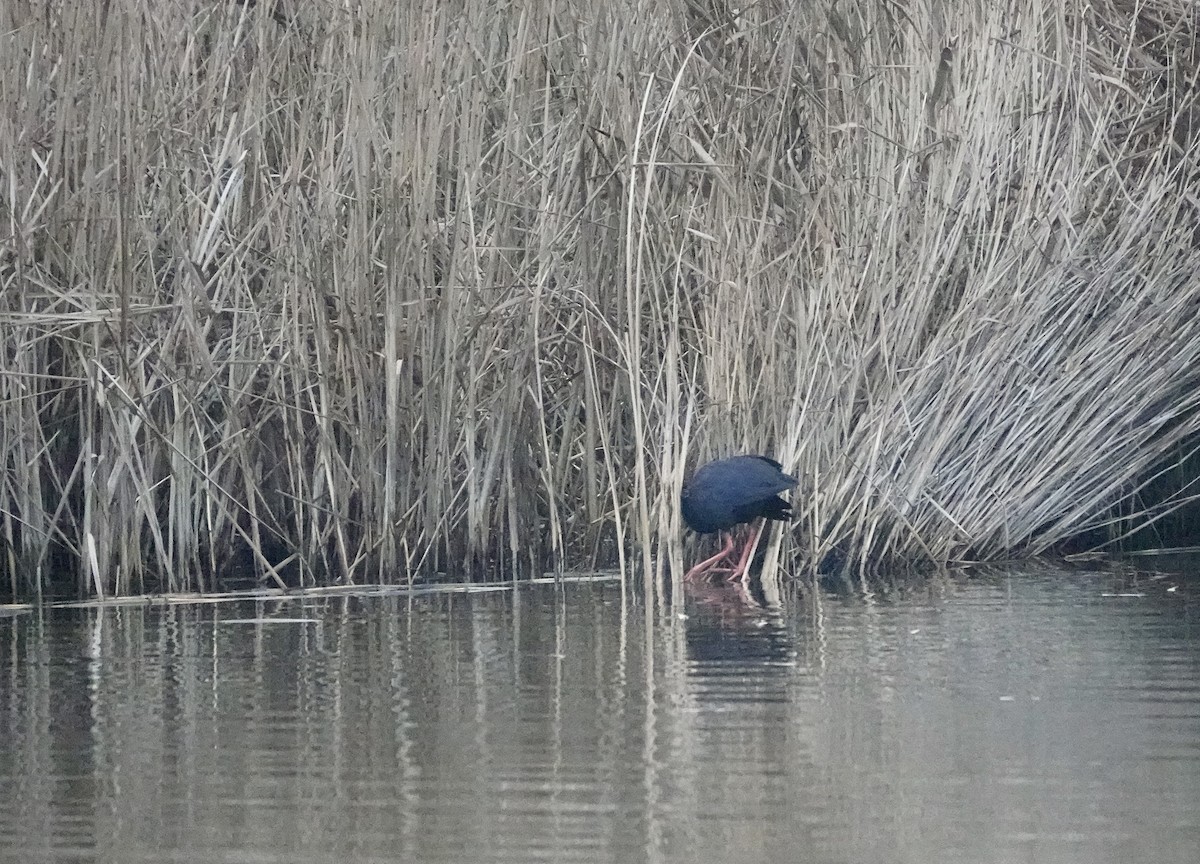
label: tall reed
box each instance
[1,0,1198,599]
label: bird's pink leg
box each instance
[707,525,748,574]
[726,518,765,582]
[684,531,736,581]
[707,523,755,575]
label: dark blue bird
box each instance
[681,455,798,581]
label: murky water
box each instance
[1,563,1198,864]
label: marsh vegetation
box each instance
[2,0,1199,599]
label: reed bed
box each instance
[1,0,1198,599]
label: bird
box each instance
[681,455,798,581]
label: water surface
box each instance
[1,564,1198,863]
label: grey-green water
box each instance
[1,564,1198,864]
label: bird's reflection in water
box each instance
[681,575,797,669]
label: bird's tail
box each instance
[760,495,794,522]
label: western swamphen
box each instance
[681,455,798,581]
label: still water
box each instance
[1,563,1198,864]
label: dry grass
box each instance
[1,0,1198,599]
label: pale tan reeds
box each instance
[1,0,1198,599]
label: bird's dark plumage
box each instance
[681,455,798,534]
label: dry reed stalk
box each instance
[0,0,1198,599]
